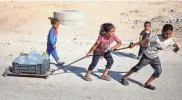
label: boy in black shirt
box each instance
[138,21,151,60]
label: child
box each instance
[46,18,64,65]
[84,23,122,81]
[120,24,179,90]
[138,21,151,60]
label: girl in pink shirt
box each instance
[84,23,122,81]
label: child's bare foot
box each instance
[144,84,156,90]
[100,75,111,81]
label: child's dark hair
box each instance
[162,24,173,33]
[100,23,115,35]
[144,21,151,26]
[51,18,60,25]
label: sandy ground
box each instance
[0,1,182,100]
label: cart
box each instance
[3,67,51,79]
[3,59,51,79]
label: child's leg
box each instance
[123,54,150,78]
[84,52,100,81]
[85,51,100,77]
[102,52,114,77]
[144,57,162,86]
[120,54,151,85]
[123,70,134,78]
[47,45,64,65]
[144,58,162,90]
[145,76,156,86]
[50,49,60,63]
[46,46,51,56]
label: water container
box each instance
[27,54,37,65]
[14,54,28,65]
[42,53,49,63]
[29,50,42,64]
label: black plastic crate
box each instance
[11,59,50,74]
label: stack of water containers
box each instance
[12,50,50,74]
[14,50,49,65]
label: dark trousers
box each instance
[88,51,114,71]
[130,54,162,78]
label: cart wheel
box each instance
[44,76,48,79]
[3,73,7,77]
[45,71,51,76]
[64,69,68,73]
[3,68,9,77]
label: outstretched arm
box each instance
[129,39,149,48]
[86,43,99,56]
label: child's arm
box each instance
[139,30,144,41]
[129,39,149,48]
[130,34,157,48]
[111,40,122,51]
[173,43,179,53]
[48,31,56,48]
[110,35,122,51]
[86,43,99,56]
[139,35,143,41]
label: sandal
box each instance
[84,75,92,81]
[57,62,65,66]
[144,84,156,90]
[100,75,112,81]
[120,77,129,86]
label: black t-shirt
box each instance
[140,30,151,47]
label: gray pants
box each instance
[130,54,162,78]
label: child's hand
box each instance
[86,53,91,57]
[109,47,115,52]
[173,43,179,53]
[53,46,56,49]
[173,48,179,53]
[129,42,135,48]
